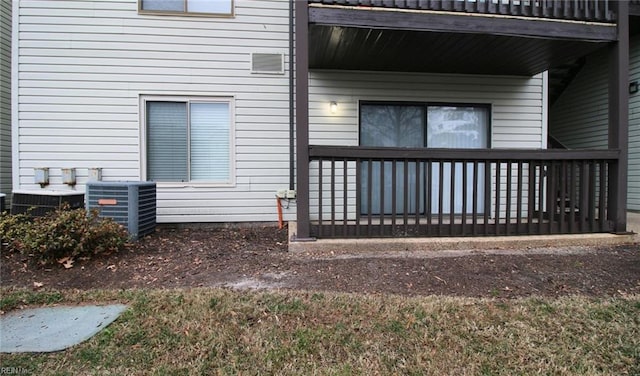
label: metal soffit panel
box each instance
[308,25,610,76]
[307,4,616,76]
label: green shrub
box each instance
[0,205,129,265]
[0,211,32,251]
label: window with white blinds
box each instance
[139,0,233,15]
[145,98,232,183]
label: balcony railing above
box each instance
[309,0,617,23]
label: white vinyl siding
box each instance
[15,0,290,223]
[550,36,640,211]
[308,70,544,149]
[549,48,609,150]
[0,0,11,200]
[308,70,545,220]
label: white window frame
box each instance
[138,0,234,17]
[140,95,236,187]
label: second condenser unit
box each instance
[86,181,157,240]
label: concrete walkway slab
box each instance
[0,304,127,353]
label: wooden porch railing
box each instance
[308,146,618,238]
[309,0,617,22]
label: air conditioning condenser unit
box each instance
[86,181,156,240]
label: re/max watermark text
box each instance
[0,367,31,375]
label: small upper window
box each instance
[140,0,233,16]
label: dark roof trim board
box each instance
[630,0,640,16]
[308,0,617,23]
[308,4,617,42]
[307,3,616,76]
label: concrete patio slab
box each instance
[289,212,639,254]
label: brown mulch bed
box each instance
[2,225,639,298]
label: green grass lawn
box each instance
[1,288,639,375]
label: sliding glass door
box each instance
[360,102,489,216]
[360,104,425,215]
[427,106,488,214]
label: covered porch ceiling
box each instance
[308,5,618,76]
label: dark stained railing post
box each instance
[415,160,422,235]
[547,161,556,234]
[506,161,512,235]
[318,158,323,238]
[462,161,468,233]
[608,0,629,233]
[379,160,385,237]
[569,161,576,233]
[403,159,409,235]
[472,161,479,236]
[588,162,596,232]
[495,162,501,235]
[527,162,537,233]
[484,160,491,236]
[330,158,336,237]
[428,0,441,11]
[516,161,523,234]
[426,161,433,235]
[537,162,545,234]
[343,159,348,237]
[438,160,445,236]
[391,161,397,235]
[367,159,373,237]
[294,0,312,241]
[531,0,540,17]
[579,161,588,233]
[559,161,567,233]
[355,159,362,237]
[449,162,455,235]
[598,161,607,232]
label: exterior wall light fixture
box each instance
[630,81,639,95]
[330,101,338,114]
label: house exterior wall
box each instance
[308,70,545,148]
[550,35,640,211]
[14,0,292,223]
[0,0,11,201]
[307,70,546,219]
[549,48,610,149]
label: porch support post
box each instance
[608,1,629,233]
[294,0,312,240]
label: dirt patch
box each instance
[2,225,639,298]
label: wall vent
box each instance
[86,181,156,240]
[251,53,284,74]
